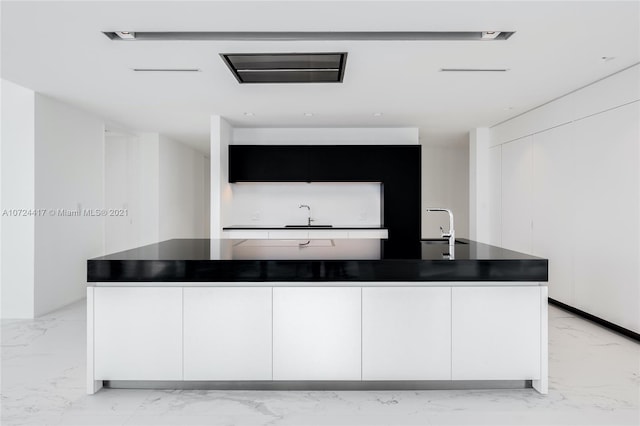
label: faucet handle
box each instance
[440,226,451,237]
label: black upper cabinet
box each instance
[306,146,385,181]
[229,145,420,182]
[229,145,308,182]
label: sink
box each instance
[284,225,333,228]
[421,238,468,245]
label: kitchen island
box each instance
[87,238,548,395]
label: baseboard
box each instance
[548,298,640,342]
[104,380,531,391]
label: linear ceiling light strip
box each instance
[132,68,201,72]
[104,31,515,41]
[440,68,509,72]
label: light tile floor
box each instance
[1,300,638,426]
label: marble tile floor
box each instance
[1,300,638,426]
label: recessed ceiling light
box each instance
[304,113,314,117]
[115,31,136,40]
[373,112,383,117]
[481,31,501,40]
[244,112,254,116]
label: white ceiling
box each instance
[2,1,639,154]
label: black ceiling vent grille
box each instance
[221,52,347,84]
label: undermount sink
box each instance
[284,225,333,228]
[422,238,469,245]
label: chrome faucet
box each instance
[299,204,314,226]
[426,208,455,246]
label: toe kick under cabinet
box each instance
[87,283,547,394]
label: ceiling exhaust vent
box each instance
[221,53,347,84]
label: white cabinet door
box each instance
[452,287,541,380]
[94,287,182,380]
[362,287,451,380]
[532,125,575,304]
[501,136,533,254]
[273,287,361,380]
[183,287,272,380]
[572,102,640,332]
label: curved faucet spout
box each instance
[426,208,455,246]
[299,204,313,226]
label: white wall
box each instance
[104,132,164,253]
[203,158,210,238]
[2,80,209,318]
[468,128,490,242]
[159,135,206,240]
[210,116,233,239]
[421,144,469,239]
[1,80,36,318]
[230,183,381,226]
[33,94,105,317]
[485,64,640,333]
[233,127,419,145]
[105,133,208,251]
[136,133,162,246]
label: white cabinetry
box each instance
[93,287,182,380]
[496,102,639,333]
[532,125,575,303]
[571,103,639,331]
[273,287,361,380]
[501,137,533,254]
[452,287,541,380]
[362,287,451,380]
[89,283,547,394]
[183,287,272,380]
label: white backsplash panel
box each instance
[230,182,382,226]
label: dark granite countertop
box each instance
[87,238,547,283]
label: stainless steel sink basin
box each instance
[284,225,333,228]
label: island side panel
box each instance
[533,286,549,394]
[86,287,102,394]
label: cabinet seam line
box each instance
[450,287,453,380]
[182,288,184,380]
[360,287,363,381]
[271,287,274,381]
